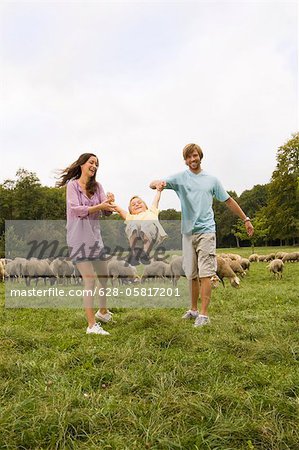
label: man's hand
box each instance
[156,181,166,191]
[245,221,254,237]
[150,180,166,191]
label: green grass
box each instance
[0,247,298,449]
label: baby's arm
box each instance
[152,190,162,209]
[114,205,128,220]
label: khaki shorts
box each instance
[182,233,216,279]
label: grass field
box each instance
[0,247,298,449]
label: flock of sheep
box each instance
[1,250,298,287]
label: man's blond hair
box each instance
[182,143,203,161]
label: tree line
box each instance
[0,133,298,255]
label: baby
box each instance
[115,190,167,265]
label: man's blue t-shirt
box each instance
[165,170,230,235]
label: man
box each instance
[150,143,254,327]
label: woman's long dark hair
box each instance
[56,153,99,196]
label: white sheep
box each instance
[5,257,28,282]
[227,259,246,277]
[50,258,75,285]
[169,256,185,286]
[226,253,242,262]
[141,261,170,283]
[0,260,7,282]
[107,259,139,286]
[240,258,250,271]
[275,252,288,260]
[249,254,259,262]
[264,253,276,262]
[267,259,284,279]
[258,255,267,262]
[282,252,299,263]
[216,256,240,288]
[24,258,55,286]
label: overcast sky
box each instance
[0,1,297,211]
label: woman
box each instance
[57,153,116,335]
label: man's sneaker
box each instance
[95,310,113,323]
[182,309,199,319]
[86,323,110,335]
[194,315,210,327]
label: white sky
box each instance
[0,0,297,211]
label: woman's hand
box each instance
[99,200,117,212]
[106,192,115,203]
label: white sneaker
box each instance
[95,310,113,323]
[182,309,199,319]
[86,323,110,335]
[194,315,210,327]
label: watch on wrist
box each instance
[244,216,251,223]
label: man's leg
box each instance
[193,233,216,326]
[199,277,211,316]
[182,234,199,319]
[189,277,200,311]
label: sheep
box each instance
[227,259,246,277]
[50,258,75,285]
[5,257,28,282]
[264,253,276,262]
[107,259,139,286]
[24,258,55,286]
[249,254,259,262]
[141,261,170,283]
[216,256,240,288]
[164,263,172,282]
[73,264,82,284]
[267,259,284,279]
[240,258,250,271]
[282,252,299,263]
[169,256,185,286]
[258,255,267,262]
[0,260,7,282]
[210,274,221,288]
[219,253,229,259]
[275,252,288,260]
[226,253,242,262]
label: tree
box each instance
[232,208,270,251]
[266,133,299,244]
[159,209,181,220]
[239,184,268,218]
[0,181,15,235]
[13,169,43,220]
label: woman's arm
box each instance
[67,181,116,217]
[98,184,115,216]
[88,201,116,215]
